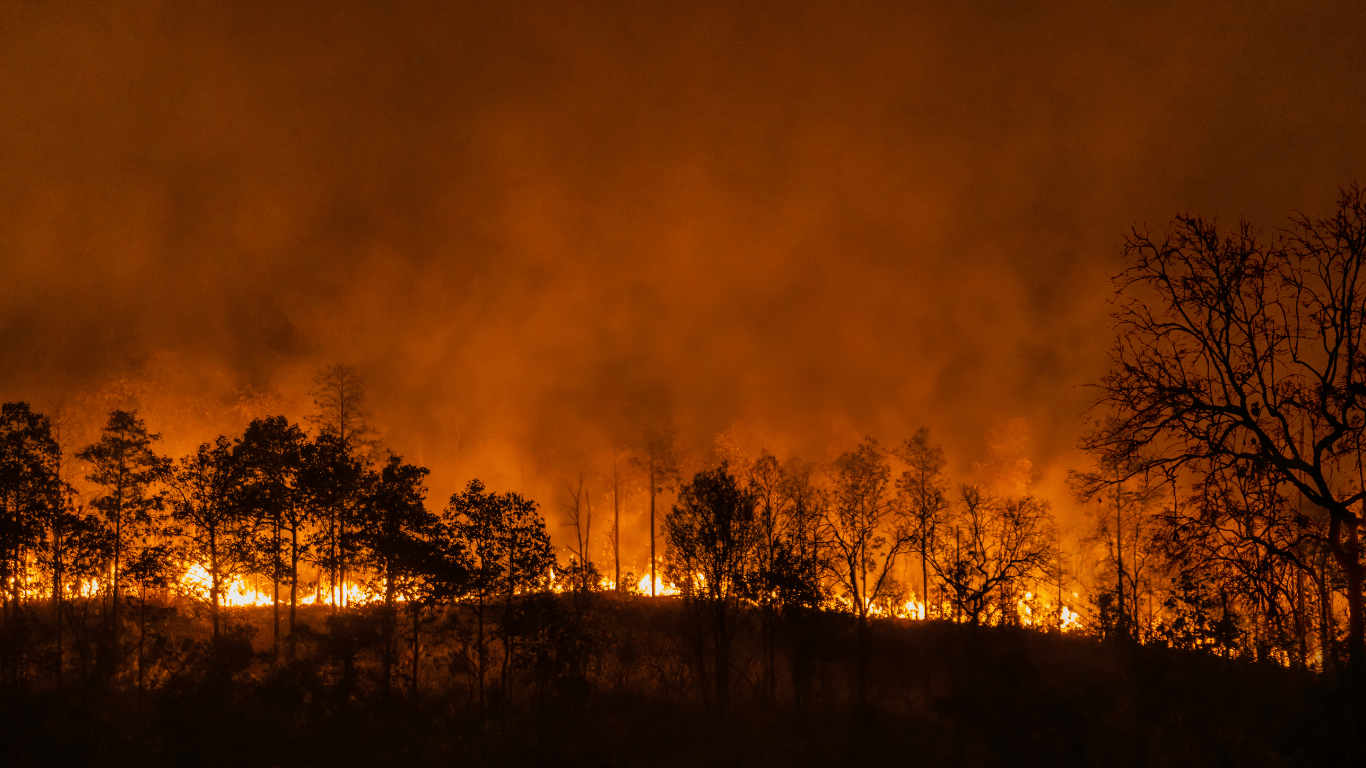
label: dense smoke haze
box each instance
[2,0,1364,560]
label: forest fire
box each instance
[2,2,1364,765]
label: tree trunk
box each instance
[920,541,930,620]
[53,536,62,685]
[272,511,280,661]
[330,504,338,613]
[613,452,620,593]
[289,525,298,657]
[410,604,420,699]
[137,582,146,712]
[382,568,395,701]
[476,594,486,718]
[1115,480,1126,642]
[209,531,221,639]
[1328,512,1366,672]
[649,458,656,597]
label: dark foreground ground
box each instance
[1,600,1362,767]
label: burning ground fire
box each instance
[20,560,1080,634]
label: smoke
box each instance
[2,1,1364,559]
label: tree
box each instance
[1081,186,1366,667]
[444,480,553,713]
[821,438,908,706]
[306,365,377,606]
[300,431,365,613]
[170,437,254,639]
[628,389,680,597]
[933,486,1057,626]
[353,454,437,699]
[747,451,787,702]
[76,410,169,639]
[1157,460,1320,661]
[665,463,761,711]
[235,416,307,658]
[1072,459,1163,642]
[307,364,379,452]
[0,403,61,686]
[124,539,177,706]
[559,474,598,595]
[896,428,950,619]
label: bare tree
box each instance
[932,486,1056,626]
[627,389,680,597]
[1082,186,1366,667]
[307,364,377,608]
[307,364,378,453]
[896,428,949,619]
[821,438,909,706]
[560,473,596,594]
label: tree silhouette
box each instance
[1081,186,1366,668]
[300,431,365,613]
[822,437,908,707]
[0,403,61,687]
[306,365,377,606]
[747,451,793,703]
[444,479,553,713]
[76,410,169,644]
[170,437,254,639]
[559,473,598,596]
[665,463,761,711]
[896,428,950,619]
[307,364,379,453]
[627,389,680,597]
[933,486,1057,626]
[353,454,437,699]
[235,416,306,658]
[1072,459,1163,642]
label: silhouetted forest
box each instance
[1,359,1365,765]
[5,193,1366,764]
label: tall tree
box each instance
[444,480,552,713]
[821,438,908,706]
[932,486,1057,626]
[560,473,597,595]
[353,454,437,700]
[235,416,306,658]
[307,364,377,605]
[1081,186,1366,667]
[896,428,950,619]
[665,463,761,711]
[747,451,788,702]
[628,389,680,597]
[0,403,61,687]
[170,437,254,639]
[76,410,169,639]
[301,432,365,612]
[308,364,378,453]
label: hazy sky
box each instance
[2,1,1364,557]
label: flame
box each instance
[637,573,680,596]
[177,564,383,607]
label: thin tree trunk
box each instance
[53,536,62,685]
[613,451,620,593]
[1115,479,1126,642]
[209,531,221,639]
[137,582,146,711]
[289,525,298,657]
[411,604,420,699]
[649,458,656,597]
[272,512,280,660]
[476,594,485,718]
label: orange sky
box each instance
[2,1,1364,561]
